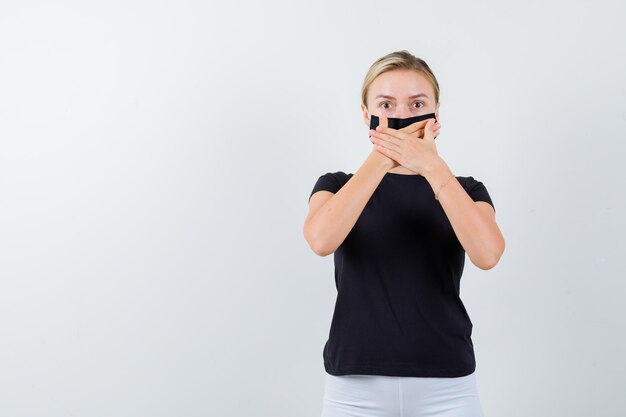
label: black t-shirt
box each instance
[308,171,495,377]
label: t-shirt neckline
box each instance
[384,172,427,180]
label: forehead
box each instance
[369,69,434,99]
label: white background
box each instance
[1,1,625,416]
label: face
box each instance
[361,69,440,127]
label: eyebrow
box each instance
[374,94,429,100]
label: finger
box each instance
[402,124,440,140]
[374,122,412,141]
[380,108,389,129]
[375,143,401,160]
[417,128,441,140]
[399,119,431,135]
[369,130,402,149]
[423,119,436,141]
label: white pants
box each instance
[321,371,485,417]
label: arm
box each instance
[303,151,393,257]
[424,158,506,270]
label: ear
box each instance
[361,103,371,127]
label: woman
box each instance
[303,50,506,417]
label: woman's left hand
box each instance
[369,118,442,176]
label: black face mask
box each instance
[369,112,438,139]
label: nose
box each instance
[394,107,413,119]
[383,105,413,119]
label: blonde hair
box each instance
[361,50,440,109]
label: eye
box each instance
[379,101,392,109]
[413,102,424,108]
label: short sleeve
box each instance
[461,176,495,213]
[308,171,348,203]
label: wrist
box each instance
[423,157,446,177]
[369,150,395,171]
[424,158,454,190]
